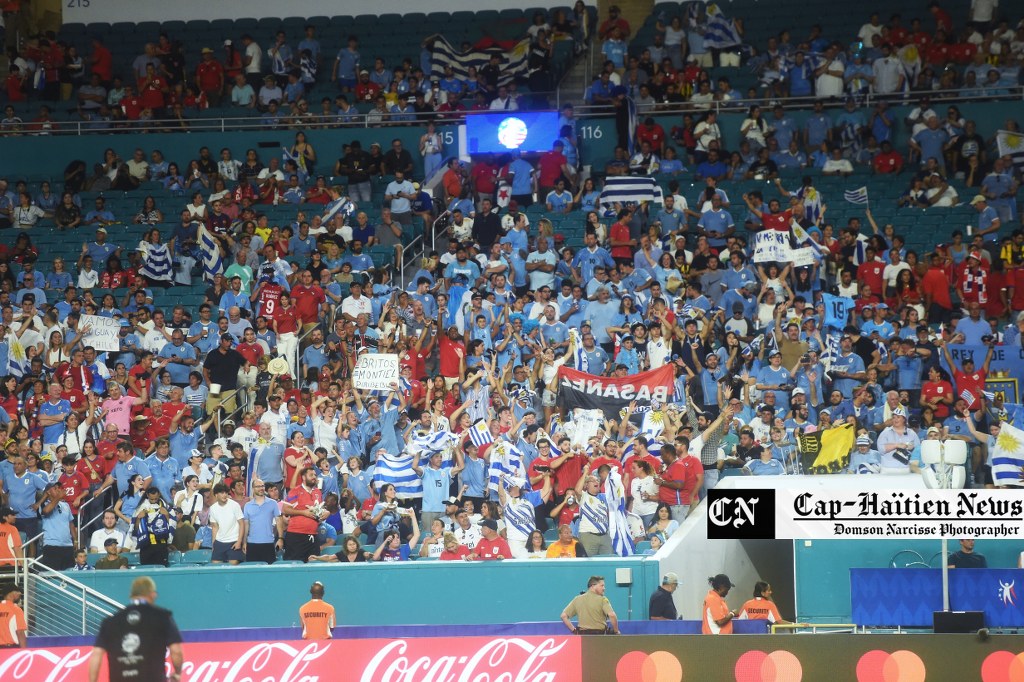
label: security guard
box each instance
[560,575,619,634]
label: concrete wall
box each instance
[69,556,659,630]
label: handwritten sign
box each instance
[789,246,817,268]
[752,230,789,263]
[352,353,400,391]
[79,314,121,352]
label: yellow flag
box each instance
[812,423,855,474]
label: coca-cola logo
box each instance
[180,641,331,682]
[0,647,92,682]
[0,636,581,682]
[359,637,576,682]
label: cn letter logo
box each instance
[706,490,776,540]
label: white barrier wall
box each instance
[655,474,929,621]
[64,1,595,25]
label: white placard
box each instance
[567,408,604,448]
[79,314,121,352]
[789,246,817,268]
[352,354,400,392]
[752,230,789,263]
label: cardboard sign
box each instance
[79,314,121,352]
[352,353,400,391]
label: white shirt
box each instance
[209,498,244,543]
[489,96,518,111]
[883,262,911,287]
[260,406,290,445]
[341,295,372,321]
[232,426,260,453]
[872,57,905,95]
[453,523,482,549]
[89,527,127,553]
[970,0,998,22]
[630,476,658,516]
[244,42,262,74]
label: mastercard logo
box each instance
[734,650,802,682]
[615,650,683,682]
[855,650,925,682]
[981,651,1024,682]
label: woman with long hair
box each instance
[133,195,163,225]
[647,502,679,538]
[113,474,146,533]
[738,581,791,623]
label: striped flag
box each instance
[996,130,1024,174]
[992,421,1024,487]
[7,335,26,379]
[703,3,742,50]
[843,187,869,205]
[322,194,356,226]
[821,332,841,372]
[430,36,530,89]
[569,328,589,372]
[959,388,975,404]
[605,468,634,557]
[487,440,527,493]
[373,451,424,498]
[198,225,224,283]
[468,419,494,448]
[139,243,173,282]
[409,429,460,457]
[598,176,664,213]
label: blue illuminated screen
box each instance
[465,111,561,154]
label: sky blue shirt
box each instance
[420,466,452,513]
[42,500,74,546]
[244,497,281,544]
[39,398,71,445]
[2,469,47,517]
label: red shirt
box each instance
[438,336,465,379]
[1009,268,1024,312]
[92,45,113,81]
[146,411,173,436]
[589,455,623,474]
[120,95,143,120]
[163,402,188,422]
[399,350,426,381]
[635,123,666,151]
[56,363,93,393]
[284,484,323,534]
[354,81,381,102]
[537,151,567,188]
[5,73,24,102]
[284,447,314,489]
[236,341,265,365]
[922,380,954,419]
[139,76,167,109]
[290,284,326,325]
[609,221,632,259]
[76,454,110,486]
[921,267,953,309]
[195,60,224,92]
[474,536,512,560]
[274,308,300,335]
[61,389,87,414]
[440,545,471,561]
[555,503,579,528]
[873,150,904,174]
[553,453,587,496]
[658,458,695,505]
[256,283,284,317]
[953,368,986,407]
[949,42,976,65]
[857,260,885,294]
[128,365,151,398]
[58,471,88,513]
[130,426,157,451]
[761,209,792,232]
[925,43,951,66]
[401,378,424,410]
[471,162,499,193]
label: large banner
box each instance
[556,364,675,420]
[942,344,1024,404]
[0,636,580,682]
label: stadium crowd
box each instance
[0,1,1022,573]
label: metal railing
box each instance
[15,557,124,637]
[6,84,1019,139]
[76,495,115,549]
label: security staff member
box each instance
[88,577,184,682]
[299,581,336,640]
[0,584,27,648]
[560,575,619,634]
[648,572,679,620]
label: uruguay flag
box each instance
[468,419,494,448]
[373,451,423,498]
[139,243,173,282]
[487,440,527,493]
[199,225,224,283]
[605,468,634,557]
[703,4,742,50]
[322,195,356,226]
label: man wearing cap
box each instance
[848,435,882,473]
[756,349,793,416]
[0,506,24,567]
[649,573,679,620]
[471,518,512,560]
[876,408,921,472]
[196,47,225,105]
[970,194,1001,240]
[0,584,27,647]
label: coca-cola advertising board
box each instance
[0,635,581,682]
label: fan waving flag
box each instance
[468,419,494,448]
[843,187,869,205]
[703,3,742,49]
[198,224,224,283]
[598,176,664,213]
[430,36,530,89]
[605,468,634,557]
[992,421,1024,487]
[996,130,1024,174]
[487,440,527,493]
[373,451,423,498]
